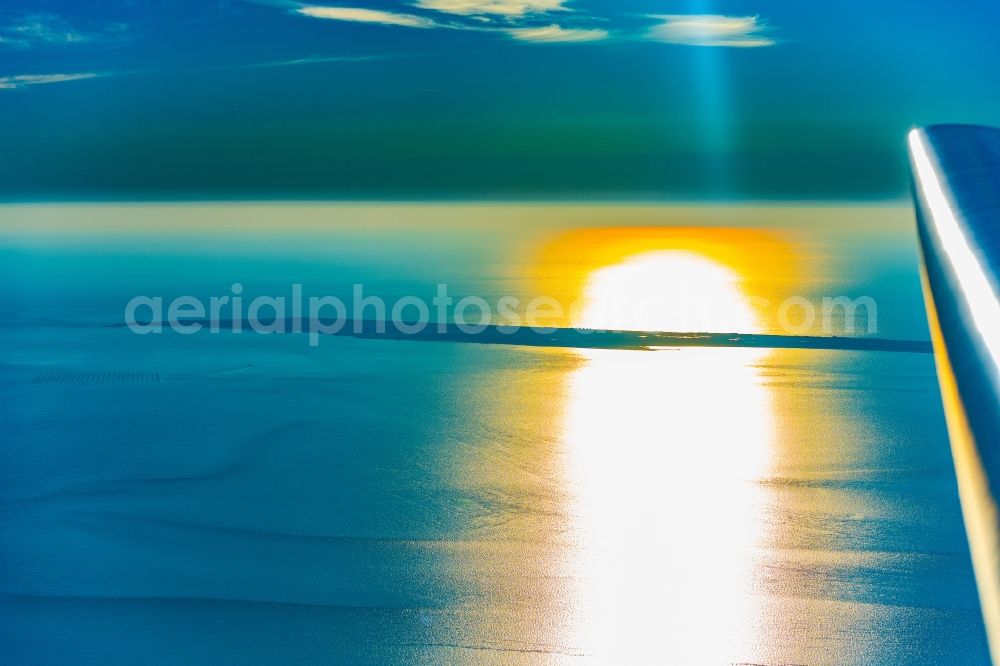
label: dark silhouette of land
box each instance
[111,318,933,354]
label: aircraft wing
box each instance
[909,123,1000,661]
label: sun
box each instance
[575,250,760,333]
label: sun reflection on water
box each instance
[559,249,776,662]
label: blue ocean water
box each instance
[0,204,989,664]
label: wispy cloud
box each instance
[646,15,774,47]
[413,0,569,17]
[507,24,608,43]
[296,6,437,28]
[292,1,602,44]
[287,3,777,50]
[230,53,408,68]
[0,13,129,49]
[0,72,105,90]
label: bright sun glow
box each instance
[575,250,761,333]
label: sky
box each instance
[1,0,999,200]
